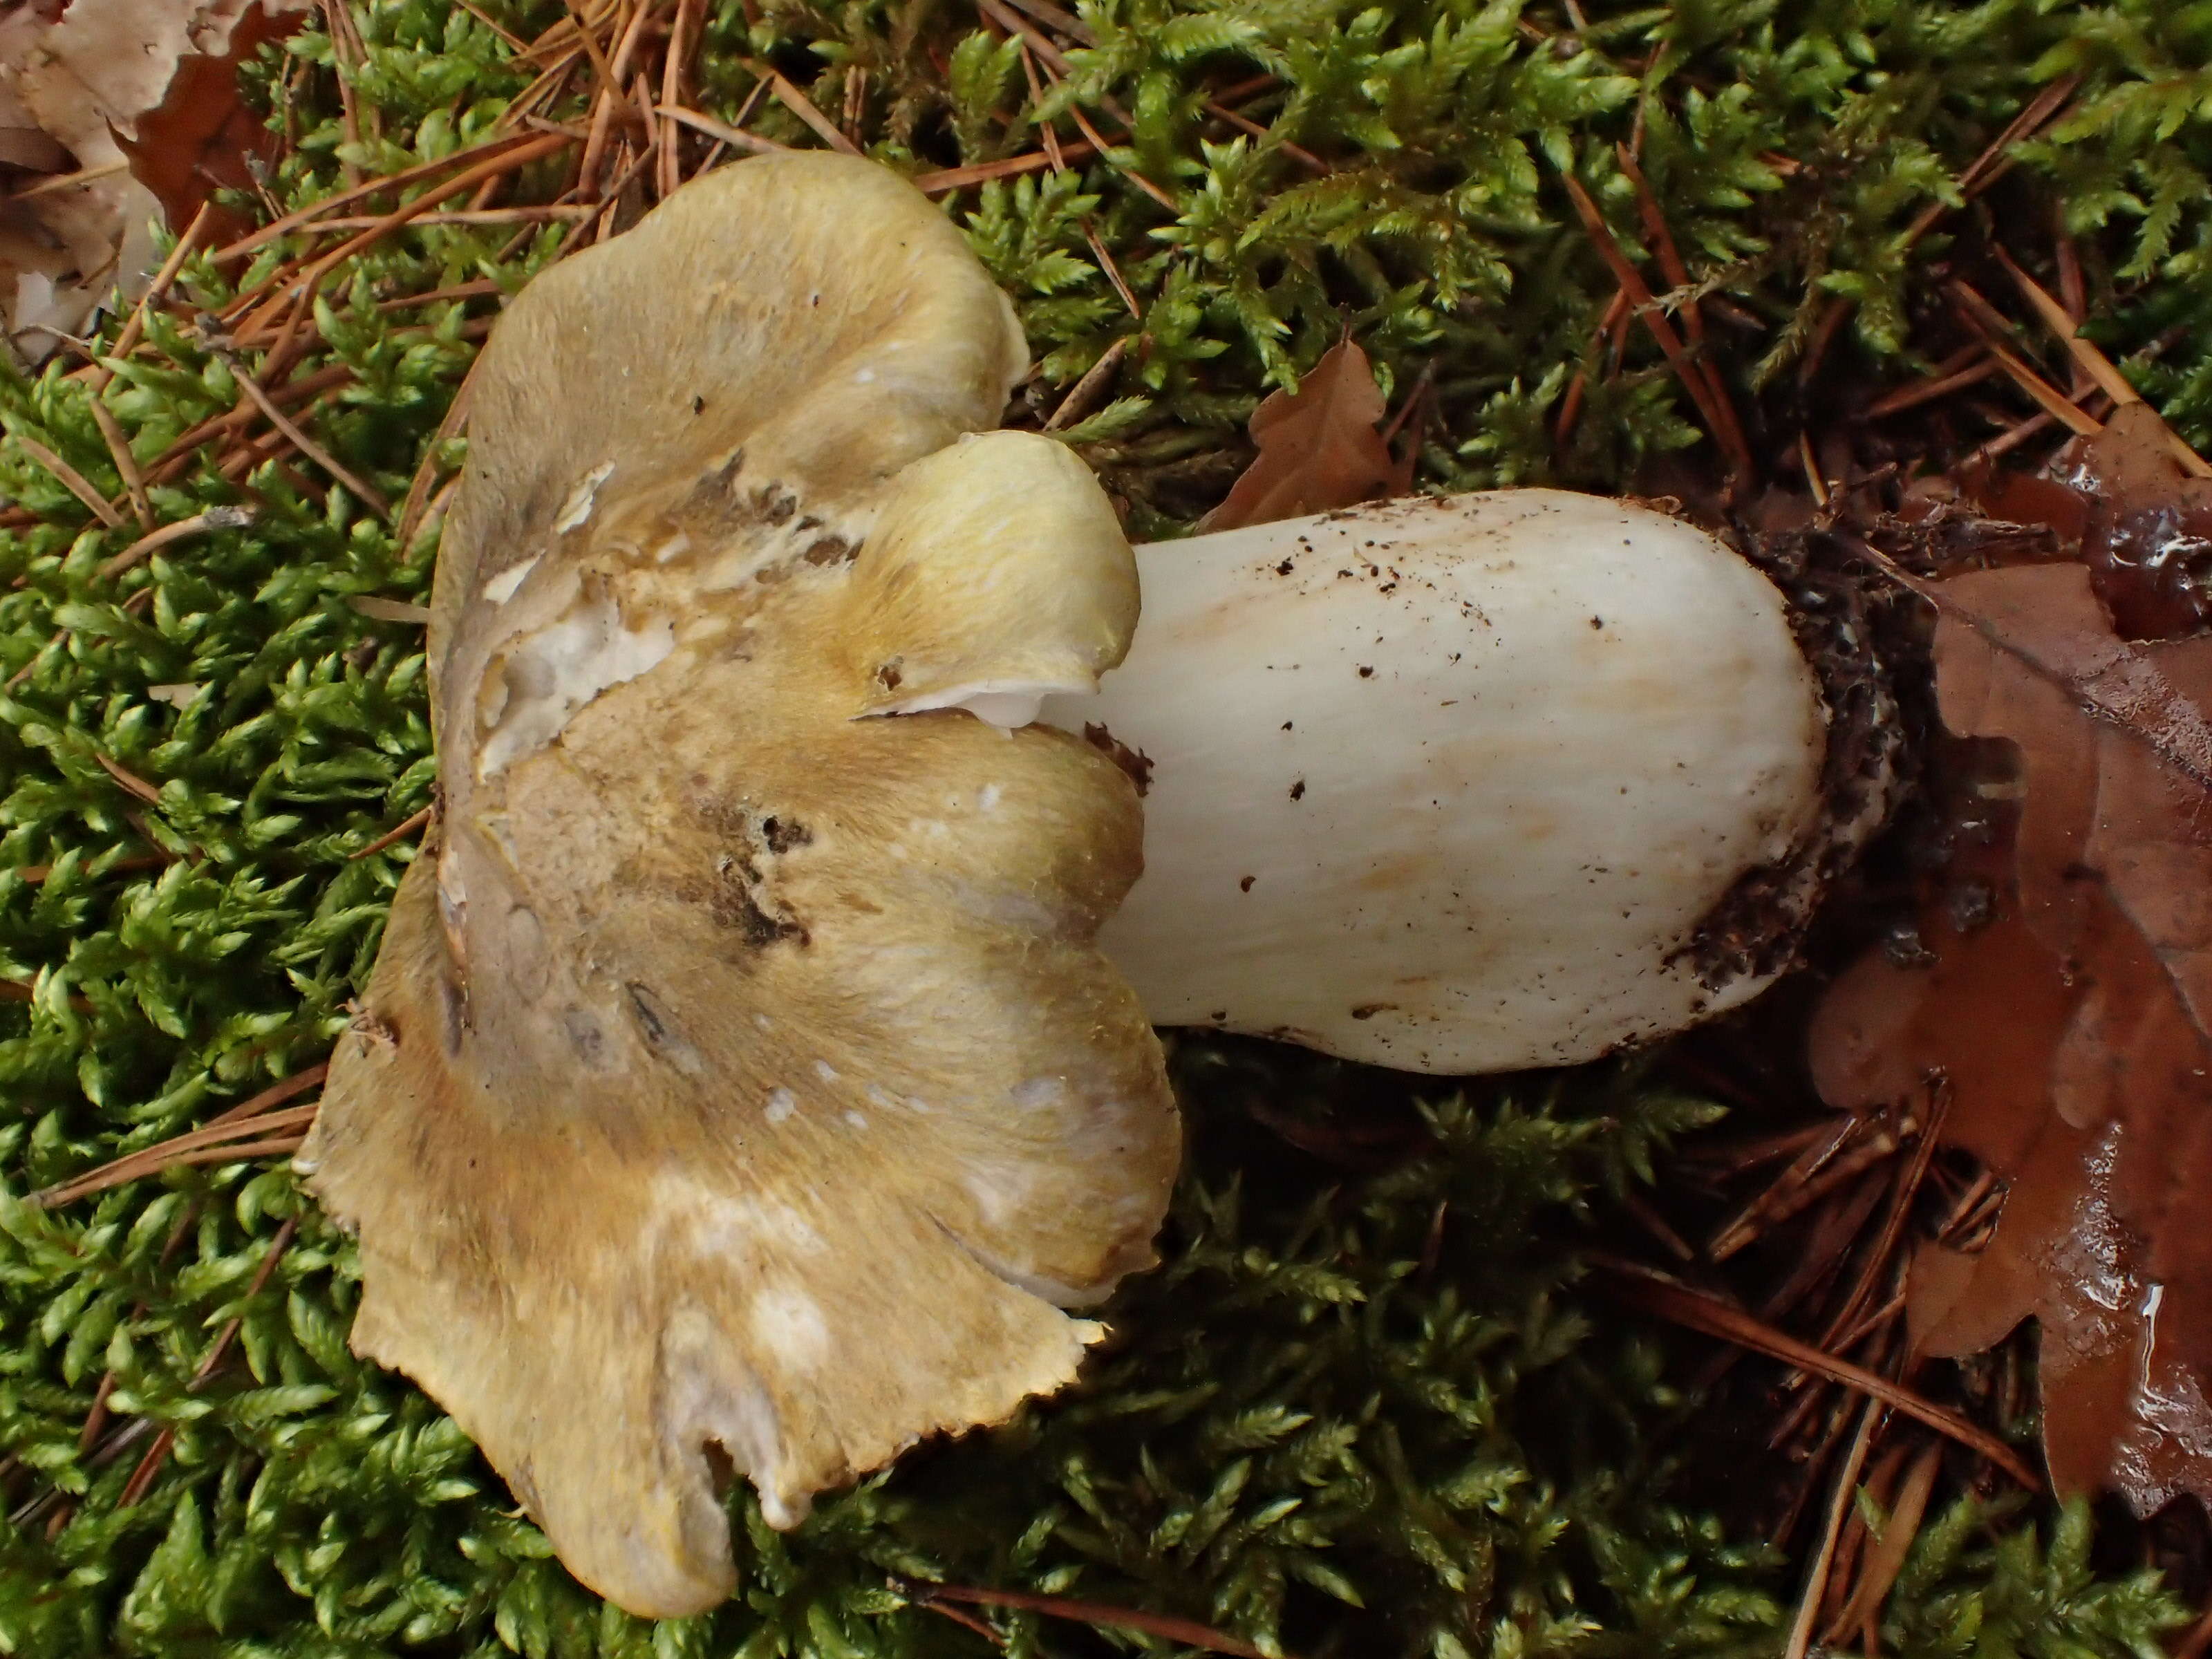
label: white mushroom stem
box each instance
[1040,489,1832,1074]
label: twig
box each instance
[97,506,255,580]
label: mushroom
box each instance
[297,153,1181,1619]
[302,153,1859,1619]
[1048,491,1838,1073]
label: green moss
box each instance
[0,0,2204,1653]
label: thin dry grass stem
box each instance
[498,50,584,131]
[1616,142,1742,447]
[1084,222,1141,317]
[1044,336,1131,431]
[919,1584,1285,1659]
[77,1374,117,1455]
[1785,1399,1884,1659]
[1823,1441,1906,1631]
[1064,101,1176,209]
[1933,1168,1998,1245]
[659,0,702,196]
[1953,317,2101,440]
[274,205,592,233]
[317,0,366,187]
[1206,97,1325,172]
[0,977,95,1013]
[189,1214,300,1389]
[914,145,1094,194]
[104,203,215,373]
[1619,1187,1695,1262]
[93,753,161,805]
[12,436,126,528]
[996,0,1094,42]
[1817,1090,1950,1352]
[84,397,152,528]
[657,104,789,158]
[1684,1120,1850,1177]
[1998,252,2212,478]
[201,1064,330,1132]
[1799,431,1830,509]
[1798,76,2083,391]
[349,805,434,860]
[1019,42,1066,173]
[12,854,165,885]
[453,0,527,50]
[35,1068,329,1209]
[218,355,392,516]
[236,133,572,337]
[748,61,862,156]
[561,0,625,109]
[1706,1116,1887,1262]
[1554,287,1629,448]
[397,366,478,556]
[97,506,254,581]
[607,0,659,83]
[919,1600,1007,1648]
[32,1107,321,1208]
[1559,172,1752,486]
[1861,351,1998,420]
[1828,1290,1906,1356]
[1826,1438,1942,1650]
[375,279,507,312]
[118,1428,177,1508]
[1599,1259,2040,1486]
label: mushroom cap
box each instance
[297,154,1179,1618]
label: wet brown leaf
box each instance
[118,1,301,243]
[1199,338,1399,531]
[1960,403,2212,641]
[1810,559,2212,1508]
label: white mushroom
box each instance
[1044,490,1833,1073]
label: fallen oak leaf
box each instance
[1811,559,2212,1508]
[1200,337,1400,531]
[115,0,305,244]
[0,0,309,364]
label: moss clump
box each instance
[0,0,2204,1653]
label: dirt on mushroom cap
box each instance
[294,154,1179,1619]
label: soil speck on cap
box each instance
[1289,778,1306,800]
[1082,723,1154,796]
